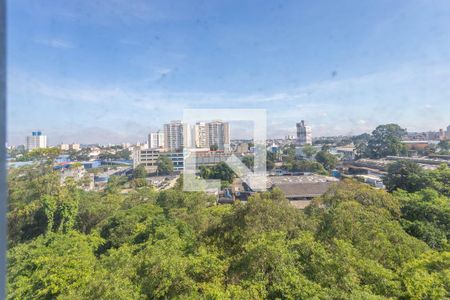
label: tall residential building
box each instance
[194,122,208,148]
[296,120,312,145]
[148,130,165,149]
[447,125,450,139]
[163,121,189,152]
[26,131,47,150]
[206,121,230,151]
[439,129,446,141]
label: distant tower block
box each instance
[296,121,312,145]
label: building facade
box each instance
[164,121,189,152]
[26,131,47,150]
[133,148,184,172]
[206,121,230,151]
[134,148,233,173]
[194,122,208,148]
[149,130,165,149]
[296,120,312,145]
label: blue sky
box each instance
[7,0,450,145]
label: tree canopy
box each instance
[7,158,450,299]
[156,156,174,175]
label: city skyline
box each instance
[12,121,450,148]
[8,0,450,145]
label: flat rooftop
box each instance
[268,175,339,186]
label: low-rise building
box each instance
[133,149,184,172]
[335,146,356,161]
[402,141,430,151]
[267,175,339,208]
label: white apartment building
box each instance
[164,121,189,152]
[194,122,208,148]
[206,121,230,151]
[296,120,312,145]
[26,131,47,150]
[133,148,184,172]
[148,130,165,149]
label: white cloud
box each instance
[9,60,450,141]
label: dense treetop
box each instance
[6,146,450,299]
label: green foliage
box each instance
[76,192,124,234]
[156,155,174,175]
[395,188,449,250]
[15,147,62,162]
[282,144,296,163]
[133,164,147,179]
[283,159,328,175]
[266,151,276,170]
[199,161,235,183]
[437,140,450,154]
[315,150,338,172]
[7,162,450,300]
[302,144,317,159]
[105,175,128,193]
[241,155,254,170]
[352,133,371,158]
[8,232,101,300]
[313,179,401,217]
[366,124,407,158]
[98,149,131,160]
[384,160,428,192]
[400,251,450,299]
[427,164,450,197]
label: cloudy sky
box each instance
[7,0,450,145]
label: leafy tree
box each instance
[313,180,401,218]
[133,164,147,179]
[315,150,338,172]
[427,164,450,197]
[400,251,450,299]
[230,231,326,299]
[8,232,101,300]
[206,189,305,255]
[437,140,450,154]
[105,175,127,193]
[282,144,296,163]
[283,159,328,175]
[76,192,123,234]
[157,155,174,175]
[68,245,143,299]
[352,133,371,158]
[316,200,428,269]
[199,162,235,183]
[302,144,317,159]
[210,144,219,151]
[97,203,164,253]
[367,124,407,158]
[395,188,449,250]
[384,160,428,192]
[7,155,450,300]
[117,148,132,160]
[266,151,276,170]
[241,155,254,170]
